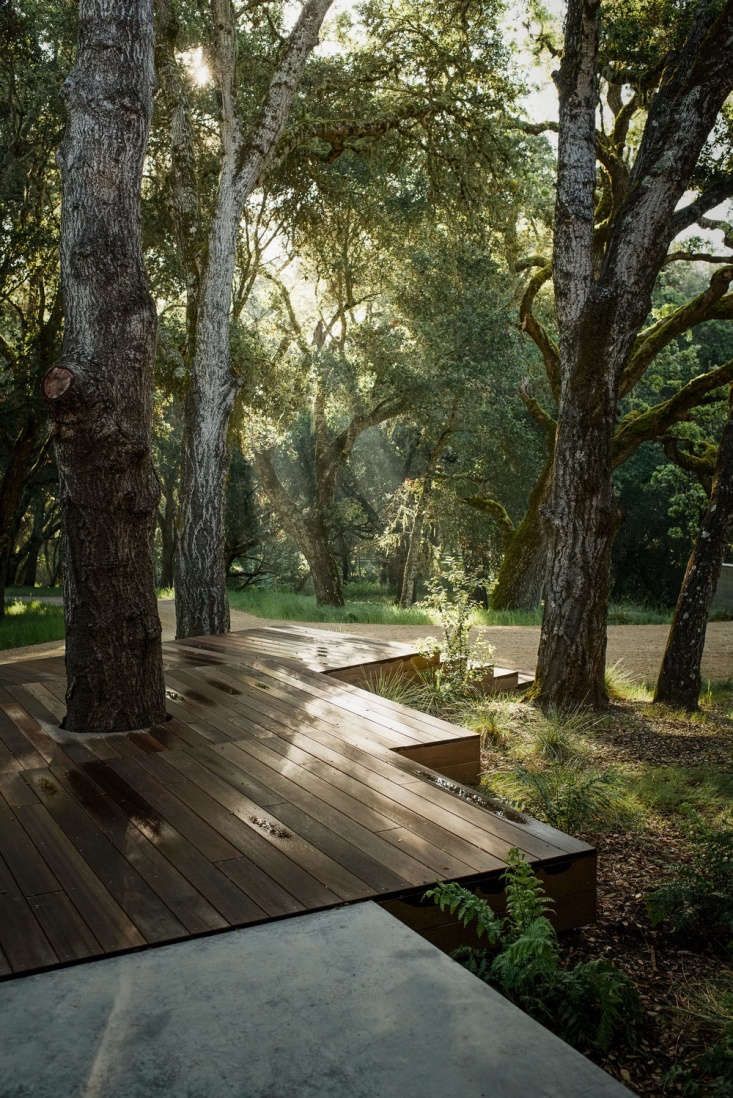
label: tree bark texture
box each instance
[534,0,733,710]
[45,0,166,733]
[174,0,333,637]
[491,459,552,611]
[655,388,733,710]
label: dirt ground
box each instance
[3,600,732,682]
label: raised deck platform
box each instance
[0,626,594,979]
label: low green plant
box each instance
[418,558,494,687]
[485,763,622,833]
[364,669,432,711]
[631,766,733,824]
[666,978,733,1095]
[525,713,584,764]
[426,851,640,1053]
[604,660,652,701]
[647,821,733,951]
[0,600,66,650]
[227,586,434,625]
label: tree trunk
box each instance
[18,496,46,588]
[0,416,45,614]
[305,518,345,606]
[655,389,733,710]
[532,0,732,711]
[399,502,427,608]
[44,0,165,733]
[492,460,552,610]
[532,345,619,709]
[173,0,333,638]
[399,415,455,608]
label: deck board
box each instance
[0,624,594,978]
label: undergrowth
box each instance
[647,821,733,952]
[426,851,640,1054]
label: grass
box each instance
[0,600,66,650]
[227,585,435,625]
[5,585,62,599]
[227,583,702,627]
[629,765,733,825]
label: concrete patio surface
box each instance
[0,901,630,1098]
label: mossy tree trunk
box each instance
[655,388,733,710]
[491,459,552,611]
[533,0,733,711]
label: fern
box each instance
[504,849,552,935]
[424,881,503,944]
[425,852,641,1055]
[555,960,641,1052]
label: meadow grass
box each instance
[0,600,66,650]
[227,585,435,625]
[227,583,686,627]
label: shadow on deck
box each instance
[0,625,594,979]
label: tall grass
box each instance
[227,586,435,625]
[0,600,66,650]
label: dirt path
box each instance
[3,599,731,683]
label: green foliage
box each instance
[424,880,503,943]
[427,854,640,1053]
[363,669,433,711]
[604,660,653,701]
[666,978,733,1096]
[486,764,622,833]
[0,601,65,650]
[418,557,494,683]
[647,822,733,951]
[631,767,733,823]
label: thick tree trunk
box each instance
[533,0,733,710]
[44,0,165,733]
[492,461,551,610]
[533,345,619,708]
[655,390,733,710]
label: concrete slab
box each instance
[0,902,630,1098]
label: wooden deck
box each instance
[0,626,595,979]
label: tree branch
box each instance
[518,264,560,396]
[614,358,733,465]
[622,265,733,395]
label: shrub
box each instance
[485,763,622,833]
[418,557,494,688]
[647,822,733,951]
[426,851,640,1053]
